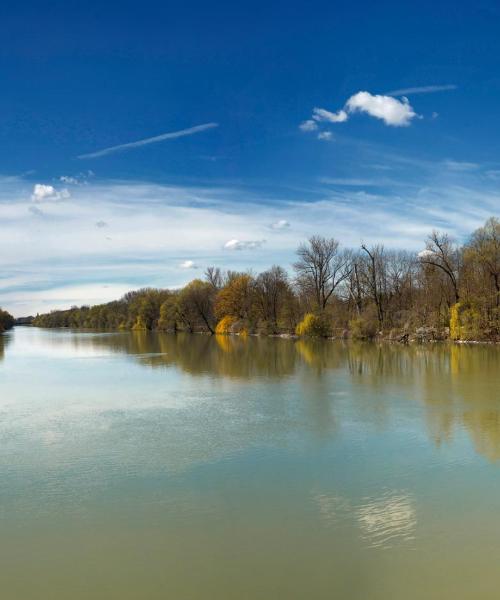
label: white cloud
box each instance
[345,91,417,126]
[386,84,457,96]
[60,171,95,185]
[312,107,348,123]
[418,249,434,259]
[78,123,219,159]
[299,119,318,132]
[179,260,198,269]
[302,91,418,134]
[31,184,70,203]
[224,239,266,250]
[270,219,290,229]
[1,169,497,316]
[317,131,333,141]
[60,176,79,184]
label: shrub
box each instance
[349,316,378,340]
[295,313,330,337]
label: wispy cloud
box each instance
[60,176,79,185]
[443,160,479,171]
[299,120,318,132]
[1,169,498,316]
[179,260,198,269]
[386,84,457,96]
[28,205,44,217]
[270,219,290,229]
[313,107,348,123]
[60,171,94,185]
[320,177,383,187]
[78,123,219,159]
[317,131,333,141]
[485,169,500,180]
[224,239,266,250]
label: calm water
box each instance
[1,327,500,599]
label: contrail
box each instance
[78,122,219,159]
[386,84,457,96]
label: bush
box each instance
[349,316,378,340]
[295,313,330,337]
[450,302,483,341]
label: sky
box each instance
[1,0,500,316]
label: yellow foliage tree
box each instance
[450,302,461,340]
[450,302,482,341]
[214,275,253,321]
[215,315,238,335]
[295,313,330,337]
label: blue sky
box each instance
[1,0,500,315]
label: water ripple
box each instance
[357,491,416,549]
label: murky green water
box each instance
[1,327,500,599]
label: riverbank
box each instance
[27,322,500,345]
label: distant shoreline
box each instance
[21,324,500,345]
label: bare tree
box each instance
[361,244,385,326]
[294,236,351,311]
[419,231,460,304]
[346,253,364,316]
[386,249,417,315]
[205,266,224,290]
[254,266,290,332]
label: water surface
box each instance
[1,327,500,599]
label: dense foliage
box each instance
[0,308,14,333]
[32,218,500,341]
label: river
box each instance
[0,327,499,598]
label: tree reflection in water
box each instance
[21,329,500,462]
[0,332,11,362]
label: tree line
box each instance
[0,308,14,333]
[32,217,500,341]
